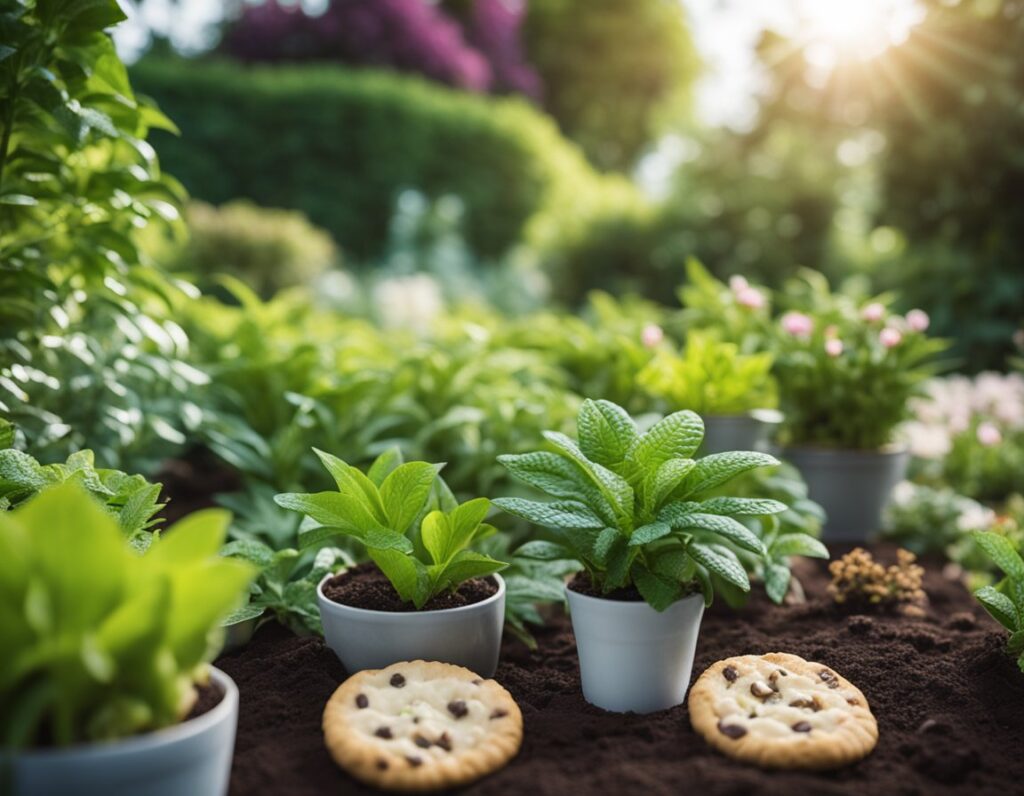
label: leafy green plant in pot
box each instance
[495,399,801,713]
[637,331,779,455]
[0,483,254,796]
[970,532,1024,673]
[275,448,508,676]
[773,271,947,542]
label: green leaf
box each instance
[674,513,766,555]
[628,521,673,547]
[697,497,788,516]
[632,565,683,611]
[688,543,750,591]
[313,449,386,522]
[764,562,791,605]
[274,491,385,538]
[646,458,696,512]
[650,548,695,582]
[593,526,620,563]
[972,533,1024,581]
[117,483,163,537]
[603,536,634,590]
[497,451,615,525]
[369,549,428,608]
[770,534,829,559]
[147,509,231,565]
[492,497,605,530]
[628,410,704,469]
[380,462,441,535]
[367,447,403,486]
[542,431,634,521]
[514,541,574,560]
[432,551,506,593]
[682,451,779,497]
[974,586,1020,631]
[577,399,638,466]
[220,539,276,568]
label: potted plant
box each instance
[772,272,947,542]
[275,448,508,676]
[637,331,779,455]
[0,482,255,796]
[495,399,818,713]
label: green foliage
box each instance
[638,333,776,416]
[130,58,637,261]
[220,540,353,636]
[971,532,1024,673]
[275,448,506,609]
[0,447,164,549]
[942,422,1024,503]
[0,482,254,747]
[882,482,996,558]
[677,259,774,354]
[495,399,821,610]
[773,271,948,449]
[524,0,699,171]
[172,200,339,298]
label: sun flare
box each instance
[794,0,926,64]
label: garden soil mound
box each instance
[217,547,1024,795]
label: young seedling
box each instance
[494,399,823,610]
[972,532,1024,673]
[275,448,506,609]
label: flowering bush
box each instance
[771,272,947,450]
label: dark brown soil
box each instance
[322,562,498,611]
[567,570,644,601]
[217,546,1024,796]
[185,678,224,721]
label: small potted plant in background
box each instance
[1,483,254,796]
[772,271,947,542]
[275,448,508,676]
[638,331,778,455]
[495,399,821,714]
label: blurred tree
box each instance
[523,0,700,171]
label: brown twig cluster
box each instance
[828,548,926,610]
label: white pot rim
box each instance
[9,667,238,762]
[318,571,505,619]
[564,582,703,614]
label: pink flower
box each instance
[781,312,814,338]
[736,286,765,309]
[905,309,930,332]
[976,422,1002,447]
[729,275,749,293]
[825,338,844,358]
[641,323,664,349]
[861,302,886,322]
[879,327,902,348]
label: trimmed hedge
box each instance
[132,58,633,260]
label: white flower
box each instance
[729,275,750,293]
[905,309,930,332]
[372,274,444,333]
[976,422,1002,447]
[641,323,664,348]
[825,338,844,358]
[879,327,902,348]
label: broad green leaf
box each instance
[697,497,788,517]
[650,548,695,582]
[577,399,638,466]
[220,539,276,568]
[274,491,384,537]
[628,521,673,547]
[514,540,574,560]
[380,462,441,534]
[603,536,634,590]
[770,534,829,559]
[628,411,704,469]
[420,511,450,565]
[432,551,506,593]
[674,513,765,555]
[367,446,403,486]
[543,431,634,522]
[593,526,620,563]
[681,451,779,497]
[972,533,1024,581]
[657,500,700,525]
[313,449,386,522]
[147,509,231,566]
[370,549,428,608]
[497,451,615,525]
[974,586,1019,631]
[117,483,163,536]
[688,542,750,591]
[632,565,683,611]
[492,497,605,530]
[646,458,696,513]
[764,562,791,605]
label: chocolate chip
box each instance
[490,709,508,720]
[355,694,369,709]
[376,759,389,771]
[436,732,452,752]
[750,681,774,698]
[717,720,747,739]
[723,666,738,682]
[390,673,406,688]
[412,717,420,724]
[447,700,468,718]
[413,734,431,749]
[375,726,393,739]
[472,679,483,685]
[405,756,423,768]
[792,721,812,733]
[819,670,839,689]
[779,669,788,676]
[847,697,860,706]
[789,698,817,710]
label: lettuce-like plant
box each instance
[275,449,506,609]
[0,448,165,550]
[0,483,254,748]
[495,399,813,610]
[972,532,1024,673]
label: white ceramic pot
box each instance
[318,574,506,677]
[784,445,909,543]
[565,586,705,713]
[220,611,263,654]
[4,667,238,796]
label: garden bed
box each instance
[218,548,1024,796]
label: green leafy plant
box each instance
[275,448,506,609]
[638,332,776,416]
[970,532,1024,673]
[495,399,818,610]
[0,482,254,747]
[0,447,164,549]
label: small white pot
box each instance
[566,586,705,713]
[4,667,238,796]
[318,574,506,677]
[220,611,263,653]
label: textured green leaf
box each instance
[370,549,428,608]
[603,536,634,590]
[313,448,386,521]
[274,491,385,537]
[367,446,403,486]
[498,451,615,524]
[972,533,1024,581]
[650,548,695,582]
[492,497,605,530]
[542,431,634,521]
[380,462,441,535]
[646,458,696,513]
[974,586,1019,631]
[688,543,750,591]
[632,565,683,611]
[628,411,704,469]
[674,513,765,555]
[697,497,787,517]
[432,551,506,593]
[770,534,829,559]
[577,399,638,466]
[514,541,574,560]
[764,562,791,605]
[628,521,673,547]
[593,526,620,563]
[220,539,276,568]
[682,451,779,497]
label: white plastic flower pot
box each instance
[317,574,506,677]
[4,667,238,796]
[220,611,263,654]
[565,586,705,713]
[784,445,909,543]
